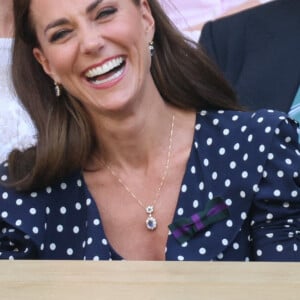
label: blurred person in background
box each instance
[0,0,36,162]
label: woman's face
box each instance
[32,0,154,114]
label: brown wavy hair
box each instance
[8,0,239,191]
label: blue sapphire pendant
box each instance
[145,206,157,230]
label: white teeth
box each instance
[92,68,124,85]
[85,57,124,78]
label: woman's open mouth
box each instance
[84,56,126,86]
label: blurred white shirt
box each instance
[0,38,36,162]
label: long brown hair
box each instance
[8,0,239,191]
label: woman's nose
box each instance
[79,25,104,55]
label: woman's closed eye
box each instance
[50,29,72,43]
[95,7,117,21]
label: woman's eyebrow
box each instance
[86,0,103,14]
[44,18,69,35]
[44,0,104,35]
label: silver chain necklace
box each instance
[104,114,175,231]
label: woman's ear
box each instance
[33,47,59,82]
[141,0,155,38]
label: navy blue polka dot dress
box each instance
[1,109,300,261]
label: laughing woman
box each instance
[0,0,299,261]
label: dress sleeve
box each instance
[0,220,38,259]
[251,116,300,261]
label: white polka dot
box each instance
[212,172,218,180]
[266,213,273,220]
[93,219,100,226]
[102,239,108,246]
[181,242,188,248]
[242,171,248,179]
[195,123,201,130]
[257,165,264,173]
[46,187,52,194]
[30,192,38,198]
[87,237,93,245]
[291,191,298,198]
[29,208,37,215]
[225,199,232,206]
[50,243,56,251]
[226,220,233,227]
[252,184,260,193]
[1,175,8,181]
[32,227,39,234]
[15,220,22,226]
[190,166,196,174]
[67,248,74,256]
[265,126,272,133]
[206,138,213,146]
[60,207,67,214]
[198,182,204,191]
[219,148,226,155]
[2,192,8,199]
[1,211,8,218]
[274,190,281,197]
[177,208,184,216]
[77,180,82,187]
[223,129,230,136]
[283,202,290,208]
[240,191,246,198]
[256,249,263,257]
[285,159,292,165]
[225,179,231,187]
[241,126,247,133]
[16,199,23,206]
[277,170,284,178]
[222,239,228,246]
[233,143,240,151]
[199,248,206,255]
[57,225,64,232]
[241,212,247,220]
[257,117,264,123]
[205,231,211,237]
[93,256,100,261]
[266,233,274,239]
[259,145,265,152]
[230,161,237,169]
[75,202,82,210]
[60,183,67,190]
[276,245,283,252]
[217,253,224,260]
[46,207,51,215]
[233,243,239,250]
[73,226,80,234]
[203,159,209,167]
[193,200,199,208]
[86,198,92,206]
[213,119,219,126]
[181,185,187,193]
[177,256,185,261]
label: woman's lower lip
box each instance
[86,65,126,89]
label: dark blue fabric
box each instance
[1,109,300,261]
[200,0,300,113]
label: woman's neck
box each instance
[93,102,176,171]
[0,1,14,37]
